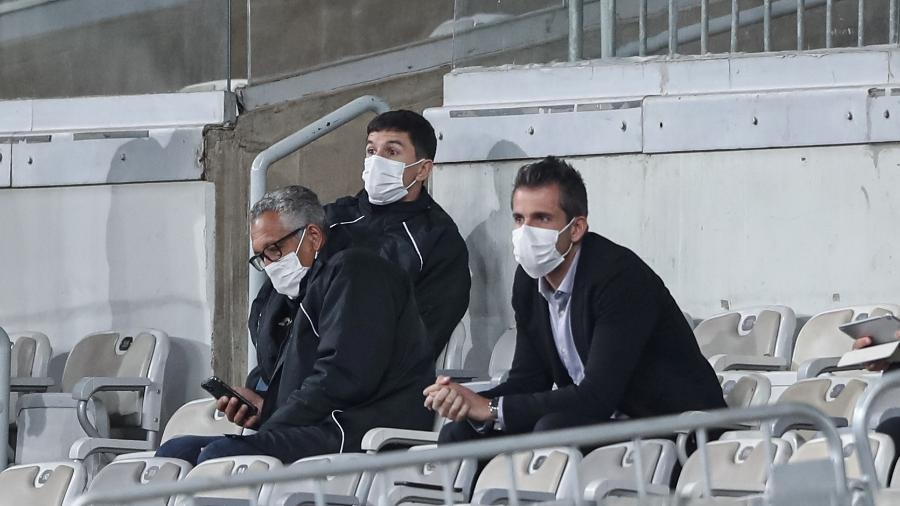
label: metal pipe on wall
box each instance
[826,0,833,48]
[764,0,772,51]
[569,0,584,61]
[858,0,865,46]
[731,0,740,53]
[797,0,805,50]
[668,0,678,55]
[600,0,616,58]
[640,0,648,55]
[701,0,709,53]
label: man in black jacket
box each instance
[324,110,470,362]
[425,157,725,441]
[157,185,435,464]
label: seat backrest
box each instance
[271,453,380,506]
[777,377,869,422]
[88,457,192,506]
[9,331,51,378]
[161,399,242,443]
[474,447,581,499]
[792,304,900,369]
[580,439,676,497]
[438,312,471,370]
[61,329,170,426]
[177,455,281,505]
[488,328,516,379]
[366,445,477,506]
[676,438,792,497]
[694,306,796,361]
[0,461,86,506]
[790,432,895,487]
[718,372,772,408]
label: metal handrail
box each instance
[852,370,900,500]
[0,327,8,470]
[246,95,390,369]
[71,403,849,506]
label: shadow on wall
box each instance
[462,140,524,373]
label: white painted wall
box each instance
[0,181,215,425]
[433,143,900,371]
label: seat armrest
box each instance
[69,436,154,460]
[708,354,788,372]
[71,376,154,401]
[797,357,851,379]
[9,377,55,393]
[585,479,671,501]
[460,380,495,393]
[361,428,439,452]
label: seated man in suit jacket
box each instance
[157,185,435,464]
[425,156,725,441]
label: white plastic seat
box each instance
[270,453,374,506]
[0,460,86,506]
[792,304,900,377]
[694,305,796,372]
[718,372,772,409]
[176,455,281,505]
[772,376,872,436]
[676,437,792,499]
[470,447,581,505]
[790,432,895,488]
[15,328,170,469]
[580,439,677,501]
[366,445,476,506]
[7,331,53,425]
[88,456,192,506]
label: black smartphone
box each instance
[200,376,259,417]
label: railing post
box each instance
[569,0,584,61]
[247,95,391,373]
[668,0,678,55]
[0,327,10,470]
[600,0,616,58]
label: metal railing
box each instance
[247,95,390,369]
[71,403,849,506]
[569,0,895,60]
[0,326,9,469]
[852,369,900,503]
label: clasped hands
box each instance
[423,375,495,422]
[216,386,264,429]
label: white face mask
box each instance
[264,229,310,298]
[511,219,575,279]
[362,155,425,205]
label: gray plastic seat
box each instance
[580,439,677,502]
[0,460,86,506]
[772,376,871,436]
[718,372,772,409]
[694,305,796,372]
[7,331,53,425]
[676,436,792,499]
[176,455,281,505]
[16,328,170,470]
[366,444,477,506]
[270,453,374,506]
[791,432,894,487]
[471,447,581,505]
[88,456,192,506]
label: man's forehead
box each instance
[512,185,564,214]
[366,130,412,145]
[251,211,290,238]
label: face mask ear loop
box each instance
[294,228,307,255]
[403,159,428,191]
[558,218,577,258]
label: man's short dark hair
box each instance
[512,156,588,221]
[367,110,437,160]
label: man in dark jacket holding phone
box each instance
[157,185,434,464]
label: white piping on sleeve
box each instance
[402,221,424,271]
[331,410,345,454]
[329,215,366,228]
[299,303,320,338]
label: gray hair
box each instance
[250,185,326,231]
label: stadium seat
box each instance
[0,461,86,506]
[694,305,796,372]
[719,372,772,409]
[176,455,281,505]
[676,436,792,499]
[580,439,677,502]
[469,447,581,505]
[367,445,476,506]
[7,331,53,424]
[772,376,871,437]
[270,453,373,506]
[791,432,895,488]
[15,329,170,471]
[87,456,192,506]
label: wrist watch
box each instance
[489,397,500,420]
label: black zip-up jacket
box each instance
[323,189,471,361]
[245,248,435,460]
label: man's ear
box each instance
[415,160,434,181]
[571,216,589,242]
[307,224,326,252]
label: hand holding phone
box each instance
[839,315,900,345]
[201,376,260,418]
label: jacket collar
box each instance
[356,188,433,217]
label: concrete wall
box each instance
[0,181,216,424]
[433,144,900,371]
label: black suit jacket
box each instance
[483,232,725,433]
[246,248,435,459]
